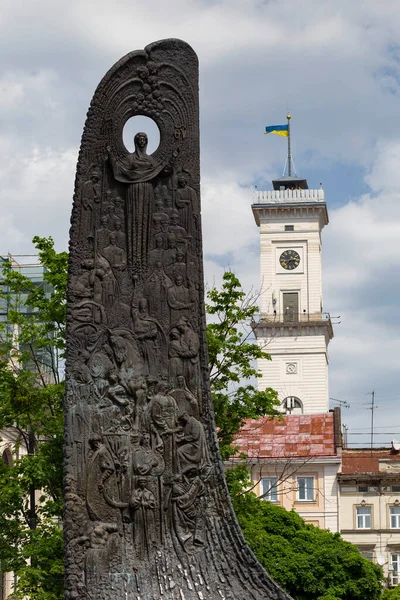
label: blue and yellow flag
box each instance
[265,124,288,137]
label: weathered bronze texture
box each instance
[65,38,291,600]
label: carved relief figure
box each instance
[159,214,171,249]
[169,210,187,242]
[170,375,199,418]
[148,234,164,267]
[144,261,172,325]
[130,477,156,558]
[86,434,117,522]
[102,232,127,271]
[114,218,126,249]
[176,412,210,476]
[114,196,124,222]
[155,183,172,216]
[175,175,196,241]
[167,274,193,323]
[81,169,101,240]
[70,349,98,403]
[107,132,166,276]
[168,328,186,384]
[176,317,200,394]
[97,215,111,250]
[148,381,179,471]
[152,198,168,234]
[132,432,164,476]
[71,260,95,299]
[93,253,119,313]
[162,234,177,273]
[171,469,206,554]
[107,203,118,231]
[169,249,187,281]
[90,345,113,400]
[108,328,144,376]
[132,298,165,377]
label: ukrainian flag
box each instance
[265,124,288,137]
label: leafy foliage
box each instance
[0,248,385,600]
[383,586,400,599]
[0,238,67,599]
[206,271,279,458]
[228,470,384,600]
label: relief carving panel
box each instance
[64,38,291,600]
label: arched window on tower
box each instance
[2,448,13,467]
[282,396,303,415]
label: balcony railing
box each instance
[253,189,325,204]
[259,311,332,325]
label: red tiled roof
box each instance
[233,413,337,459]
[341,449,400,474]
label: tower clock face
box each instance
[280,249,300,270]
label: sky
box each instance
[1,0,400,446]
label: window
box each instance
[391,554,400,586]
[282,396,303,415]
[390,506,400,528]
[360,551,374,561]
[356,506,371,529]
[297,476,315,501]
[392,486,400,493]
[2,449,12,466]
[358,485,368,493]
[261,477,278,502]
[285,225,294,231]
[282,292,299,323]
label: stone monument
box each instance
[65,38,291,599]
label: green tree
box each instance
[206,271,279,459]
[229,469,384,600]
[383,586,400,599]
[0,245,385,600]
[0,237,67,599]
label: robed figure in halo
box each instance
[107,132,166,276]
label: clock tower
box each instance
[252,168,333,415]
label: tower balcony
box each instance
[252,188,328,227]
[253,311,334,340]
[253,188,325,204]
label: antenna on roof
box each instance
[330,397,350,409]
[363,391,377,455]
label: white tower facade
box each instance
[252,178,333,415]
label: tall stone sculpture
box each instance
[65,39,291,600]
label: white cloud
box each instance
[0,70,57,111]
[322,141,400,439]
[0,0,400,444]
[0,137,76,252]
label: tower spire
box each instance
[272,113,307,190]
[287,114,292,177]
[283,113,297,178]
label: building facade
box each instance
[234,409,342,532]
[252,176,333,415]
[339,448,400,586]
[247,154,400,588]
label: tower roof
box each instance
[272,175,308,191]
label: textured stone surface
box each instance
[64,38,291,600]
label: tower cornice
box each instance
[252,188,328,227]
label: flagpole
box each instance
[287,113,291,177]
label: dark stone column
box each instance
[64,38,292,600]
